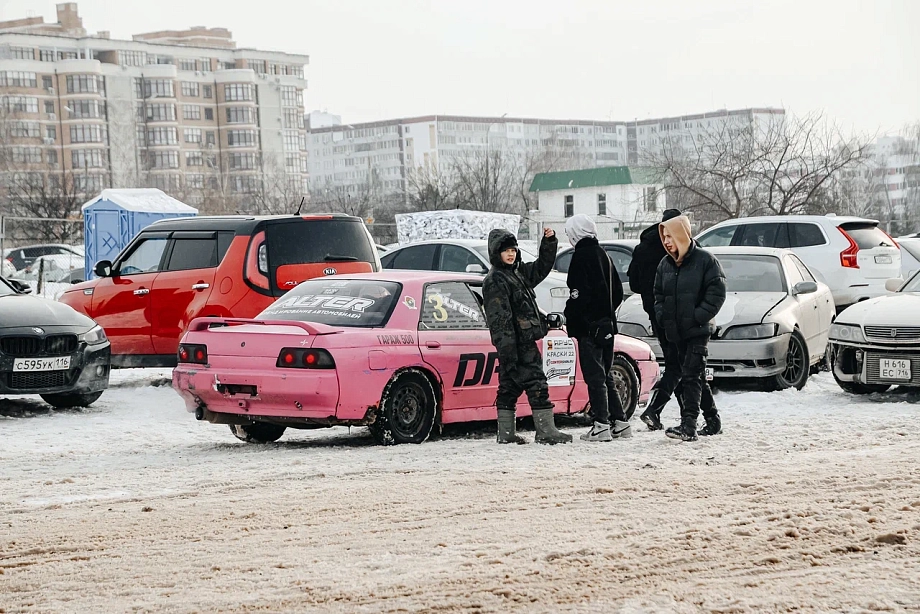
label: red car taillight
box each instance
[837,227,859,268]
[178,343,208,364]
[276,348,335,369]
[245,230,270,290]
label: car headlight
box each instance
[550,287,569,298]
[829,323,865,343]
[619,322,651,338]
[81,324,107,345]
[722,323,778,340]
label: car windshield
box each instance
[258,279,401,327]
[900,271,920,293]
[473,245,537,263]
[716,255,786,293]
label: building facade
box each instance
[0,3,309,209]
[306,108,785,203]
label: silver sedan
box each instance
[616,247,835,390]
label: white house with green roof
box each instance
[528,166,666,239]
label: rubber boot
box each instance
[639,389,668,431]
[532,408,572,445]
[497,409,527,444]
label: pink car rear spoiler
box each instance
[187,317,340,336]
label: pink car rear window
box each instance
[258,279,400,327]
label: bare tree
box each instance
[405,163,455,212]
[650,113,873,225]
[5,171,85,244]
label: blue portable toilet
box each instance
[81,189,198,280]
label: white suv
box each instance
[697,215,901,310]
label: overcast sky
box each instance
[2,0,916,135]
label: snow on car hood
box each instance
[617,292,786,330]
[0,293,95,330]
[836,293,920,327]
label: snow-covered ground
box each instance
[1,370,919,613]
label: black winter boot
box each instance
[497,409,527,444]
[639,389,668,431]
[699,413,721,436]
[665,423,698,442]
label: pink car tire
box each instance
[230,422,286,444]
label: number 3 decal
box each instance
[427,294,448,322]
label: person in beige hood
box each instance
[652,215,726,441]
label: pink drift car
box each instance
[172,272,659,445]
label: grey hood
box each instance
[0,294,96,331]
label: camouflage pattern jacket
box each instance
[482,229,557,369]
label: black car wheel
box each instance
[612,354,640,420]
[371,370,436,445]
[771,331,809,390]
[230,423,286,443]
[40,391,103,408]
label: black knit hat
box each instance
[498,235,518,253]
[661,209,682,222]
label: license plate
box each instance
[875,255,892,264]
[879,358,911,380]
[705,367,714,381]
[13,356,71,372]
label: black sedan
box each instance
[0,277,110,408]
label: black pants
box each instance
[577,336,626,425]
[648,299,715,415]
[655,338,717,427]
[496,343,552,412]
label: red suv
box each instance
[59,214,379,367]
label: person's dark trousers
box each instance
[674,338,711,431]
[495,345,551,412]
[577,336,627,425]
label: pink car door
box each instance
[418,281,497,414]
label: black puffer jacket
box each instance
[627,223,667,317]
[654,241,726,342]
[564,237,623,339]
[482,229,557,368]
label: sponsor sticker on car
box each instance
[543,337,576,386]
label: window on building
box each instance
[71,149,106,169]
[3,96,39,113]
[226,107,254,124]
[45,149,58,165]
[229,175,260,193]
[564,195,574,218]
[644,187,657,212]
[70,124,106,144]
[68,99,104,119]
[180,81,200,97]
[66,75,102,94]
[139,103,176,122]
[248,60,266,74]
[41,75,54,90]
[146,127,178,146]
[0,71,38,88]
[597,193,607,216]
[134,78,174,99]
[202,84,212,98]
[148,150,179,169]
[229,152,258,170]
[10,46,34,60]
[204,107,214,121]
[10,122,40,138]
[178,58,197,71]
[183,105,201,120]
[185,151,204,166]
[46,126,56,140]
[186,174,204,189]
[205,131,216,146]
[280,86,299,107]
[118,50,147,66]
[227,130,256,147]
[44,100,55,114]
[184,128,202,143]
[223,84,253,101]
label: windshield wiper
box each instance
[324,254,359,262]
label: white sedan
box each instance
[828,272,920,394]
[379,239,570,313]
[617,247,835,390]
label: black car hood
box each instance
[0,294,95,331]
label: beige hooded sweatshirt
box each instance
[659,215,693,265]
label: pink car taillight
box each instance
[178,343,208,364]
[276,348,335,369]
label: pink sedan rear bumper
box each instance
[172,356,341,422]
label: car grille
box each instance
[0,335,78,357]
[865,352,920,385]
[7,370,72,390]
[864,326,920,342]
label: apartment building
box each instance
[307,108,785,201]
[0,3,309,207]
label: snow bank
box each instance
[395,209,520,244]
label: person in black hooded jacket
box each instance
[563,215,630,442]
[482,227,572,445]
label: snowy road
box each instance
[1,370,919,613]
